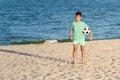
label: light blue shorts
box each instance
[73,38,85,45]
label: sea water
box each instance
[0,0,120,45]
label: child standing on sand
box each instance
[69,11,93,64]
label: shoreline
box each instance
[10,38,120,45]
[0,37,119,46]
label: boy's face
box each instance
[76,15,82,21]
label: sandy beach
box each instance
[0,39,120,80]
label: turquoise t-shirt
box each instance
[71,21,88,41]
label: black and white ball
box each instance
[83,27,91,35]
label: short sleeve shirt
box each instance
[71,21,88,40]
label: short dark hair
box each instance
[75,11,82,16]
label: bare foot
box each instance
[82,60,85,64]
[73,61,76,64]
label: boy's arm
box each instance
[89,28,93,41]
[69,29,73,41]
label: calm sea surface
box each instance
[0,0,120,45]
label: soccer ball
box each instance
[82,27,91,35]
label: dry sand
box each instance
[0,39,120,80]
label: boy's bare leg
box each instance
[73,44,78,64]
[80,45,85,64]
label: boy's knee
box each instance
[74,48,77,52]
[73,44,78,52]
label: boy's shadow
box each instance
[0,49,72,64]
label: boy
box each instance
[69,11,93,64]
